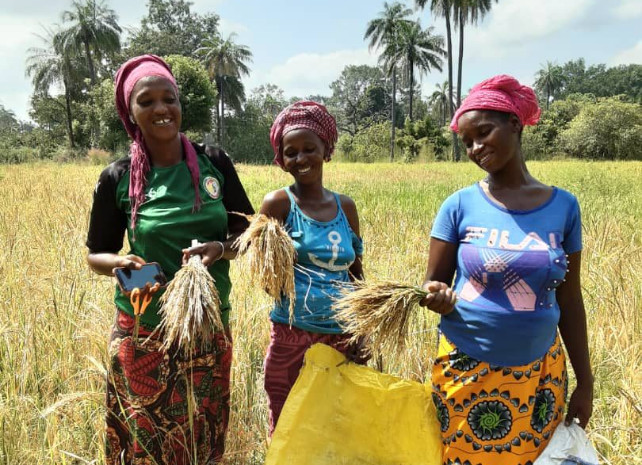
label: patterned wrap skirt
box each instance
[431,333,567,465]
[105,310,232,465]
[263,322,369,435]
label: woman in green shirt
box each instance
[86,54,253,465]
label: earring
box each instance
[129,115,136,125]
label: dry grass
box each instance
[0,160,640,465]
[158,254,225,356]
[234,213,296,322]
[334,279,429,357]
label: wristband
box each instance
[212,241,225,261]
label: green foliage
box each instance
[84,78,128,151]
[379,21,444,120]
[126,0,220,58]
[58,0,122,85]
[559,97,642,160]
[225,84,287,164]
[164,55,217,135]
[328,65,390,135]
[335,122,391,162]
[396,116,448,161]
[534,59,642,104]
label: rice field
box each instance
[0,160,640,464]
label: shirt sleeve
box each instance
[86,161,128,253]
[563,195,582,254]
[204,146,255,236]
[430,192,461,244]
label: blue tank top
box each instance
[270,187,364,333]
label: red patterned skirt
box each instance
[105,310,232,465]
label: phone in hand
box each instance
[114,262,168,294]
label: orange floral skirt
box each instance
[431,334,567,465]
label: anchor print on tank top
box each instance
[308,230,351,272]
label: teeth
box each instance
[298,167,311,174]
[154,119,171,125]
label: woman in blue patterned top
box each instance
[420,75,593,465]
[260,101,368,435]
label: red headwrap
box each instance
[114,54,201,235]
[269,100,338,167]
[450,75,541,133]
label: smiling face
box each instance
[129,75,181,145]
[457,110,522,174]
[281,128,327,184]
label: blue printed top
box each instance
[270,187,363,333]
[430,183,582,366]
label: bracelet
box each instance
[212,241,225,261]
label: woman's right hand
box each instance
[112,254,145,274]
[420,281,457,315]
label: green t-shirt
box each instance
[88,146,254,329]
[114,154,230,327]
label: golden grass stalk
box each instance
[334,279,428,357]
[158,253,224,357]
[233,213,296,322]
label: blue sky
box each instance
[1,0,641,121]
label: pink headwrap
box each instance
[269,100,338,167]
[114,54,201,234]
[450,75,541,133]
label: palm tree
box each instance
[453,0,496,107]
[429,81,453,126]
[26,27,84,148]
[416,0,459,160]
[197,33,252,145]
[381,21,445,121]
[535,61,563,110]
[59,0,121,86]
[365,1,413,161]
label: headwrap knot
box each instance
[269,100,338,167]
[450,74,541,132]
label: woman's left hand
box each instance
[565,382,593,428]
[182,241,225,267]
[344,336,371,364]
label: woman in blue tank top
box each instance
[261,101,369,435]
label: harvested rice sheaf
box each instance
[334,279,429,357]
[233,213,296,322]
[158,254,225,357]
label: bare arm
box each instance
[87,252,145,276]
[339,195,364,281]
[557,250,593,428]
[420,237,458,315]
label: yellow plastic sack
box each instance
[265,343,442,465]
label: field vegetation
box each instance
[0,160,640,464]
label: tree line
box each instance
[0,0,640,164]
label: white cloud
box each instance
[610,40,642,66]
[464,0,597,59]
[0,15,54,120]
[218,18,249,37]
[247,48,379,98]
[612,0,642,19]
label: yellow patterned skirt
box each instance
[431,334,567,465]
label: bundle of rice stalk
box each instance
[158,240,225,356]
[334,279,429,357]
[233,213,296,322]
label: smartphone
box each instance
[114,262,168,294]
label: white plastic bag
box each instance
[534,423,599,465]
